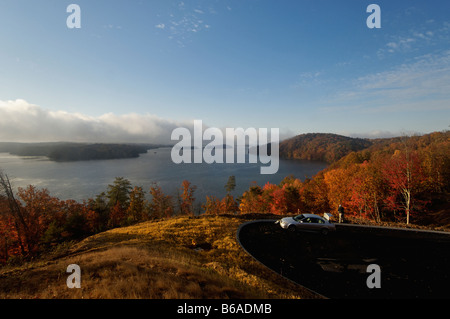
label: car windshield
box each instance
[293,214,305,222]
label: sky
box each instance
[0,0,449,144]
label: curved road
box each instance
[237,220,450,299]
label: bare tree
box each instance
[0,171,30,254]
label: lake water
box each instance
[0,148,327,203]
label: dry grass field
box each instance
[0,214,316,299]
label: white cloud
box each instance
[378,21,449,57]
[329,50,450,113]
[154,1,216,46]
[0,99,194,144]
[385,37,416,53]
[347,130,422,139]
[290,71,327,91]
[358,51,450,101]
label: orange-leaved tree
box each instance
[179,180,197,216]
[149,183,174,219]
[202,195,223,215]
[382,149,427,225]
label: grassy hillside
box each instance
[0,214,317,299]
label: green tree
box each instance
[225,176,236,194]
[86,192,109,232]
[106,177,132,210]
[222,194,238,214]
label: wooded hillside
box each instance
[279,133,373,163]
[241,131,449,226]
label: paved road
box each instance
[237,220,450,299]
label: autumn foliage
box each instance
[240,131,449,223]
[279,133,372,163]
[0,131,448,265]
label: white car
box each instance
[276,213,336,235]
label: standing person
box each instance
[338,205,345,223]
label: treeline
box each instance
[0,174,203,264]
[0,172,243,264]
[279,133,373,163]
[0,142,161,161]
[47,144,149,161]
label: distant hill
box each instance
[0,142,166,162]
[279,133,373,163]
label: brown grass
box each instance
[0,214,311,299]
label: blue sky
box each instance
[0,0,449,143]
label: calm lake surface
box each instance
[0,148,327,203]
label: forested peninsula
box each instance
[0,142,166,162]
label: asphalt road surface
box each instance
[237,220,450,299]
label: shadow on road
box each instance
[237,220,450,299]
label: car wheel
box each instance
[321,228,329,235]
[288,225,296,232]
